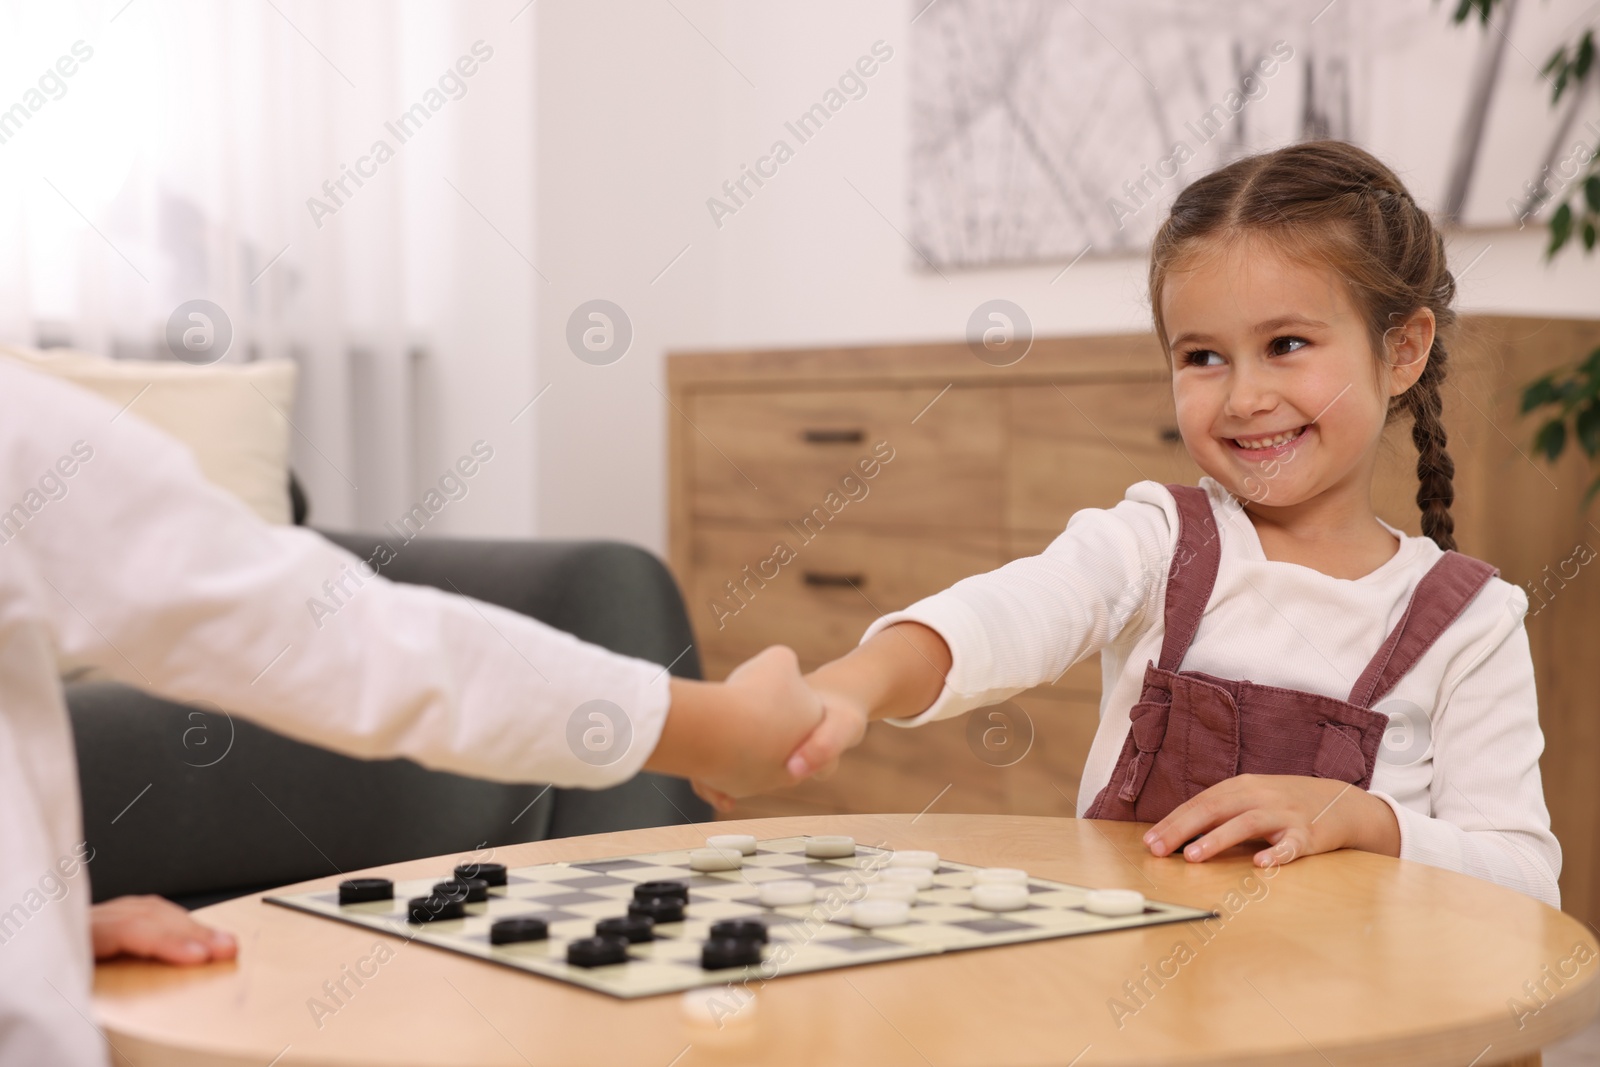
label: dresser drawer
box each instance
[688,385,1004,530]
[690,523,1002,664]
[1009,381,1201,535]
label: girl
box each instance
[759,140,1561,908]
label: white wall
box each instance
[533,0,719,549]
[406,1,540,540]
[532,0,1600,556]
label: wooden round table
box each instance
[94,814,1598,1066]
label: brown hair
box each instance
[1148,139,1460,552]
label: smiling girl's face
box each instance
[1161,232,1432,517]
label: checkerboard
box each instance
[264,836,1215,999]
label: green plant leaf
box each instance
[1585,474,1600,508]
[1536,417,1568,461]
[1557,377,1583,408]
[1579,32,1595,80]
[1451,0,1497,25]
[1587,175,1600,214]
[1584,219,1596,250]
[1578,402,1600,456]
[1523,375,1560,412]
[1550,201,1575,256]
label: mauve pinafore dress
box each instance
[1085,484,1497,822]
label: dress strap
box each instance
[1156,484,1223,673]
[1346,550,1499,708]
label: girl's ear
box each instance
[1382,308,1435,397]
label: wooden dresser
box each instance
[665,317,1600,925]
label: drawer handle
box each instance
[801,428,865,444]
[1158,426,1182,443]
[803,571,865,588]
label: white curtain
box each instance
[0,0,539,533]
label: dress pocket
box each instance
[1172,674,1240,794]
[1312,721,1368,783]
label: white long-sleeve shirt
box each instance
[864,477,1562,909]
[0,362,672,1066]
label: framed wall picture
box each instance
[908,0,1600,268]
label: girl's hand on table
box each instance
[91,895,237,966]
[1141,774,1401,867]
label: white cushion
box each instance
[0,345,298,524]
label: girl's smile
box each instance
[1161,233,1431,528]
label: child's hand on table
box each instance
[91,895,237,966]
[1141,774,1402,867]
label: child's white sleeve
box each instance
[13,368,671,790]
[1367,596,1562,909]
[859,482,1177,727]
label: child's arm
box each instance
[93,646,823,972]
[11,366,818,799]
[1360,608,1559,905]
[774,487,1180,785]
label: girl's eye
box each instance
[1270,335,1309,356]
[1180,349,1223,367]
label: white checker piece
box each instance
[265,835,1213,999]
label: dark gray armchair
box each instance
[69,532,711,910]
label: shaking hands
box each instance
[688,647,873,813]
[658,622,952,812]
